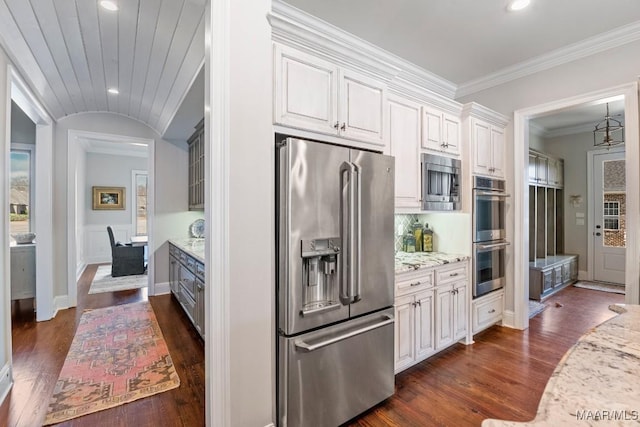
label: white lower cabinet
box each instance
[472,289,504,334]
[394,261,469,373]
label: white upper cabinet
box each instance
[274,44,338,135]
[422,106,461,156]
[274,44,386,148]
[471,118,505,179]
[387,94,421,209]
[339,69,386,146]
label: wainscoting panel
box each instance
[84,224,134,264]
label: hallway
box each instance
[2,264,204,427]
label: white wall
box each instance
[220,0,274,424]
[0,45,13,402]
[54,113,197,298]
[542,132,593,273]
[10,101,34,144]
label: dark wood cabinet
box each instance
[188,119,205,210]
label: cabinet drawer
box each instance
[436,263,467,285]
[169,244,180,257]
[472,291,504,334]
[396,269,434,297]
[195,262,205,280]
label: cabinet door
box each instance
[274,44,339,135]
[442,113,461,156]
[535,156,548,185]
[472,119,492,176]
[388,95,421,209]
[422,107,443,151]
[490,125,505,178]
[570,257,578,280]
[435,285,454,350]
[196,280,205,338]
[528,153,538,184]
[169,255,180,294]
[394,295,416,372]
[453,282,467,341]
[339,68,385,147]
[542,270,553,292]
[415,290,435,360]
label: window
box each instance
[10,146,34,235]
[132,170,148,236]
[603,201,620,230]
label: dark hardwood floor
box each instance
[1,264,204,427]
[348,285,625,427]
[2,270,625,427]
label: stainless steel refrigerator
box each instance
[276,137,395,427]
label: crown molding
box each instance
[461,102,510,127]
[456,21,640,99]
[528,121,546,137]
[269,0,457,99]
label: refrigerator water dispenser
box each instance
[301,238,341,316]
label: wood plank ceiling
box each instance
[0,0,205,135]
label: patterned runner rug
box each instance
[574,281,625,294]
[89,265,147,294]
[528,300,546,318]
[44,301,180,425]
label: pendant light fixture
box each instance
[593,103,624,148]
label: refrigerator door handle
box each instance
[352,162,362,302]
[339,161,353,304]
[294,315,394,352]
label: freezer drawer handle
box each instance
[294,315,394,352]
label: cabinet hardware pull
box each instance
[334,121,339,129]
[410,281,421,286]
[416,300,422,306]
[488,309,496,313]
[340,123,346,131]
[449,272,459,277]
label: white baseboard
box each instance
[52,295,70,317]
[501,309,515,329]
[76,262,87,281]
[84,256,111,265]
[154,281,171,296]
[578,270,588,280]
[0,362,13,406]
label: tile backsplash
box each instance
[394,214,419,252]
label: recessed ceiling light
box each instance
[100,1,118,11]
[507,0,530,11]
[108,88,119,95]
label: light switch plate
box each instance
[576,212,585,218]
[576,218,585,226]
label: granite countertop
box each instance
[482,304,640,427]
[169,238,205,263]
[395,251,469,274]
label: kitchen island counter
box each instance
[395,251,469,274]
[482,304,640,426]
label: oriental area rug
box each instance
[88,265,147,294]
[43,301,180,425]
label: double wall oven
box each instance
[473,176,510,298]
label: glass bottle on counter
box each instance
[403,233,416,253]
[411,219,423,252]
[423,224,433,252]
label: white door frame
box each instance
[513,82,640,331]
[587,146,625,283]
[9,66,55,321]
[66,130,155,307]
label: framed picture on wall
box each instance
[92,186,125,210]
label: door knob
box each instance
[596,225,601,229]
[595,232,601,236]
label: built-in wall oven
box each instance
[473,176,510,298]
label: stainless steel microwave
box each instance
[421,153,461,211]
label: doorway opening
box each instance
[513,83,640,330]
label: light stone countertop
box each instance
[169,238,205,264]
[395,251,469,274]
[482,304,640,426]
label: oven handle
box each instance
[476,241,511,251]
[474,191,511,198]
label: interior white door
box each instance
[593,151,626,284]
